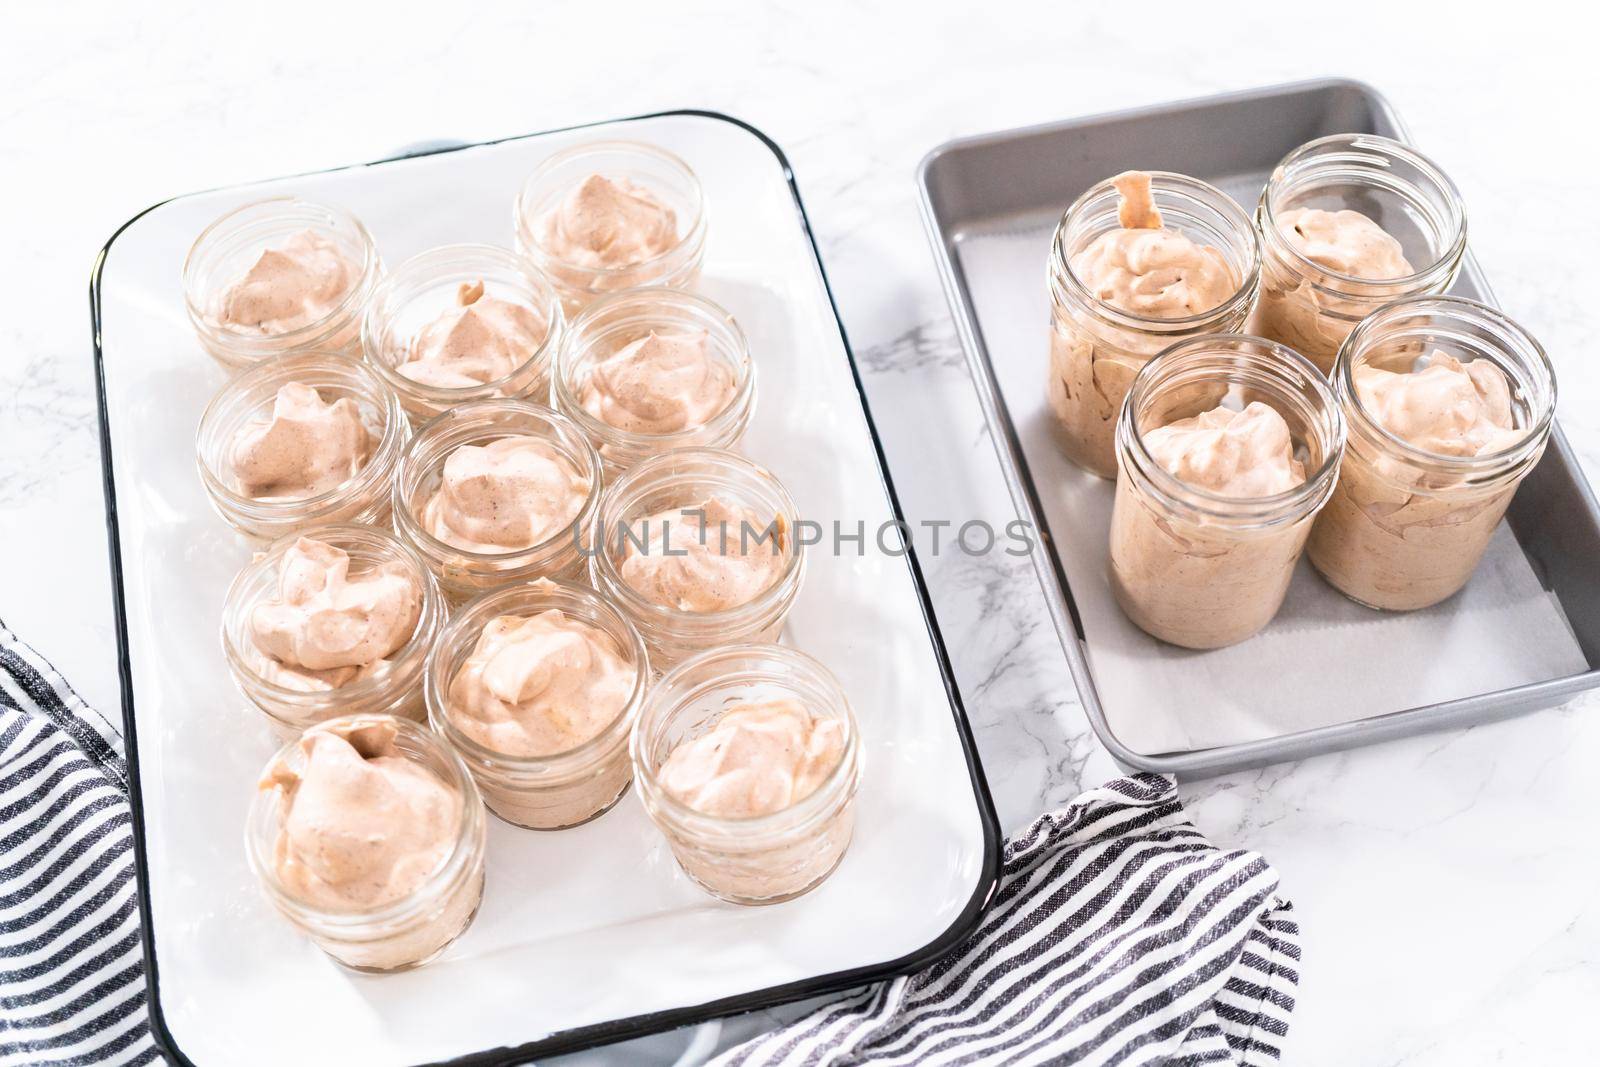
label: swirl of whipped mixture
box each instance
[261,719,460,911]
[249,538,421,691]
[658,698,845,819]
[619,497,786,613]
[1308,353,1525,611]
[447,605,633,757]
[578,330,735,435]
[395,280,550,390]
[1069,172,1238,318]
[1143,402,1307,498]
[420,436,590,553]
[215,229,359,335]
[1354,351,1519,457]
[1276,208,1413,281]
[1048,171,1246,480]
[229,382,375,501]
[537,174,679,270]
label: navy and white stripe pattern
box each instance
[1,621,158,1066]
[714,773,1299,1066]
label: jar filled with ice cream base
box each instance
[221,524,445,737]
[553,287,755,475]
[632,643,862,905]
[1111,334,1345,649]
[514,140,707,314]
[245,715,487,973]
[361,243,565,425]
[393,398,603,604]
[1251,133,1467,375]
[1306,296,1555,611]
[195,350,408,543]
[426,578,650,830]
[183,197,382,371]
[1047,170,1261,479]
[589,448,803,672]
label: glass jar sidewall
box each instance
[184,199,383,371]
[222,525,445,729]
[360,243,565,424]
[553,289,755,471]
[196,352,408,537]
[391,399,605,594]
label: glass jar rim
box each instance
[1050,170,1262,330]
[1335,295,1556,472]
[196,350,407,518]
[244,713,484,928]
[1260,133,1468,292]
[592,447,804,628]
[360,243,565,404]
[221,523,445,706]
[630,643,861,833]
[426,578,650,773]
[1119,333,1346,524]
[183,196,381,350]
[516,140,708,278]
[392,398,605,565]
[552,287,755,453]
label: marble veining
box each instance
[3,2,1596,1063]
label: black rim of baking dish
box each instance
[88,109,1003,1067]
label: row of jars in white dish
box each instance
[183,140,707,373]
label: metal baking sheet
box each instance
[917,79,1600,778]
[92,110,1000,1066]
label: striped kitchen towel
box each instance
[0,620,158,1066]
[0,619,1296,1067]
[714,774,1300,1067]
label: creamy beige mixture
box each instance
[537,174,679,270]
[1072,172,1237,318]
[260,719,480,971]
[651,697,854,903]
[229,383,375,501]
[1144,402,1306,498]
[620,497,786,613]
[420,436,590,553]
[249,538,421,692]
[659,698,844,818]
[1352,352,1518,456]
[1048,171,1239,478]
[263,720,460,911]
[1251,208,1415,373]
[395,279,550,390]
[578,330,735,435]
[215,229,359,335]
[1308,351,1527,610]
[447,607,633,757]
[1111,401,1314,649]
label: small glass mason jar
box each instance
[221,524,446,738]
[632,643,863,905]
[393,398,603,603]
[195,350,408,543]
[1251,134,1468,376]
[360,243,565,425]
[1307,296,1556,611]
[1047,172,1260,479]
[552,287,756,475]
[590,448,804,672]
[183,197,382,371]
[245,714,487,972]
[426,579,649,829]
[513,140,708,314]
[1110,335,1345,649]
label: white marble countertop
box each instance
[5,2,1597,1062]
